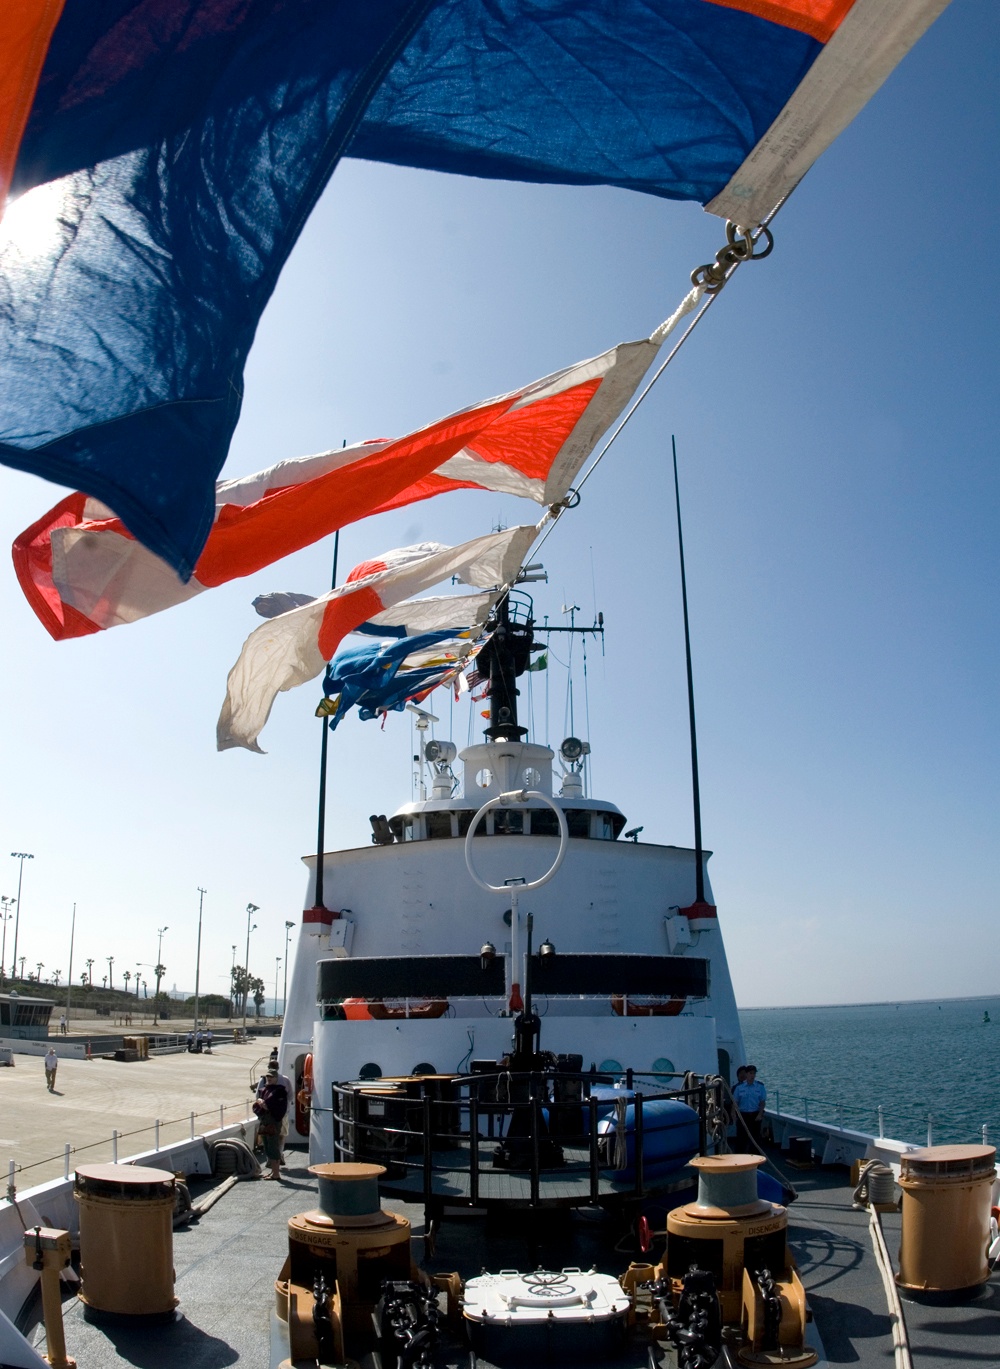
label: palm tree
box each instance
[36,962,44,982]
[123,969,131,993]
[106,956,114,989]
[52,969,61,986]
[102,975,107,989]
[85,957,94,985]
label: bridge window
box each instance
[566,810,591,839]
[425,812,453,840]
[493,809,523,835]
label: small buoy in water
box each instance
[984,1011,991,1024]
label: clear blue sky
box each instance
[0,0,995,1009]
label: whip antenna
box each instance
[672,436,704,904]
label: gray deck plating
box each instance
[39,1149,1000,1368]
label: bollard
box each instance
[112,1131,119,1164]
[155,1118,160,1151]
[7,1159,16,1202]
[64,1144,71,1180]
[189,1111,195,1140]
[878,1105,884,1139]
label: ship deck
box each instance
[26,1145,999,1369]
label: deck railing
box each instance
[771,1090,991,1149]
[331,1070,720,1217]
[4,1097,253,1200]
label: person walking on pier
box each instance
[43,1046,58,1092]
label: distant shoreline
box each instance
[740,993,998,1012]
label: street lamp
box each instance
[243,904,258,1029]
[283,920,295,1017]
[0,898,13,987]
[10,853,33,981]
[274,957,281,1018]
[194,888,206,1031]
[153,926,168,1024]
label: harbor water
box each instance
[740,995,1000,1148]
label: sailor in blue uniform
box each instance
[733,1065,767,1148]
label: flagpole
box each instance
[672,436,705,905]
[314,530,340,911]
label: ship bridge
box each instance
[387,739,626,844]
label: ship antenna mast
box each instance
[313,528,340,912]
[672,435,705,905]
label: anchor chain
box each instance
[691,221,774,294]
[756,1266,783,1352]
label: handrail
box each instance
[4,1097,252,1193]
[329,1072,719,1213]
[770,1092,993,1149]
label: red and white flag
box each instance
[217,525,536,753]
[13,335,660,640]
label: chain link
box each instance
[691,221,774,294]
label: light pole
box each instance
[153,926,168,1024]
[243,904,258,1029]
[230,944,237,1019]
[0,898,13,987]
[136,962,142,996]
[66,903,76,1028]
[194,888,206,1031]
[10,853,33,981]
[274,957,281,1018]
[283,920,295,1016]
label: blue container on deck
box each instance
[597,1098,699,1180]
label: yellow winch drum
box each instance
[897,1144,996,1295]
[75,1163,177,1319]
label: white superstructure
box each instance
[279,727,746,1158]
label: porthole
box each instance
[522,767,542,788]
[652,1057,676,1076]
[475,768,493,789]
[598,1058,623,1076]
[358,1062,382,1080]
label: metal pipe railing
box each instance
[3,1099,250,1198]
[330,1070,714,1212]
[766,1092,995,1149]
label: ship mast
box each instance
[672,435,705,905]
